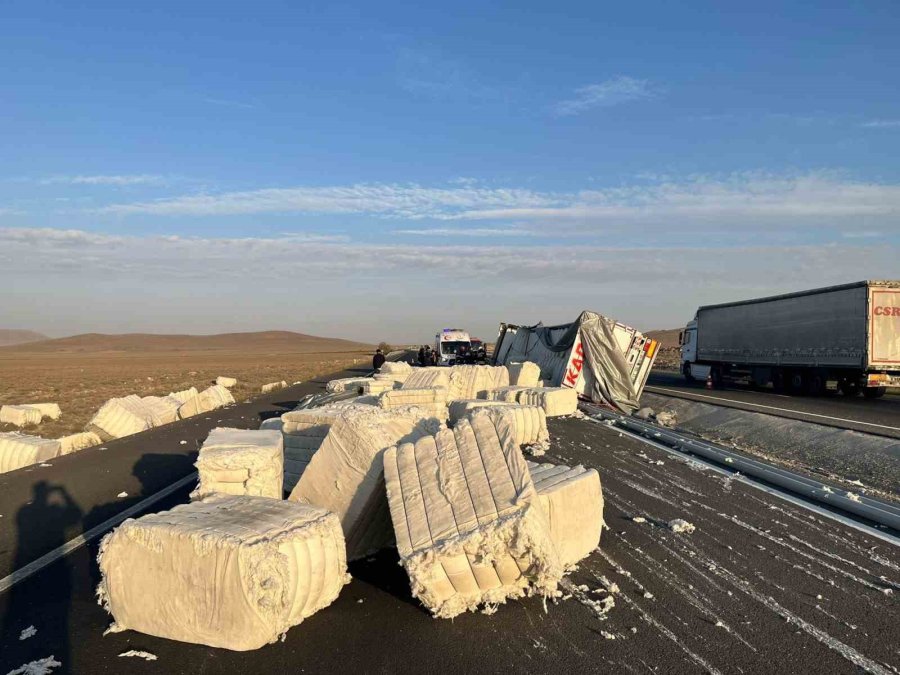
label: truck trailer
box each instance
[493,310,659,413]
[679,280,900,397]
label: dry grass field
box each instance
[0,331,373,438]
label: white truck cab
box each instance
[434,328,471,366]
[679,320,709,381]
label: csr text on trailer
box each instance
[679,280,900,397]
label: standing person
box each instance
[372,348,386,372]
[417,345,426,366]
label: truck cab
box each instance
[679,319,709,381]
[434,329,472,366]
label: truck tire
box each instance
[683,363,695,382]
[863,387,886,399]
[805,372,826,396]
[710,366,723,389]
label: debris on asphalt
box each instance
[19,625,37,640]
[118,650,158,661]
[6,656,62,675]
[116,492,128,498]
[668,519,696,534]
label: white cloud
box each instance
[393,227,537,237]
[860,119,900,129]
[94,172,900,241]
[40,174,167,186]
[2,226,895,341]
[98,184,559,218]
[554,76,657,116]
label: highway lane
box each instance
[645,370,900,439]
[0,364,374,582]
[2,416,897,673]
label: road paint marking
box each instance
[645,386,900,433]
[585,417,900,548]
[0,472,197,595]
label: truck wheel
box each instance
[683,363,695,382]
[789,371,804,394]
[863,387,886,399]
[710,366,723,389]
[805,373,826,396]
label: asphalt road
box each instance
[645,370,900,439]
[2,410,898,673]
[0,364,374,581]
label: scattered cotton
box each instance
[118,651,157,661]
[668,519,696,534]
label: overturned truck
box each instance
[492,311,658,414]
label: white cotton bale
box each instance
[360,378,395,395]
[485,386,531,403]
[379,361,412,379]
[507,362,541,388]
[97,494,349,651]
[401,367,450,390]
[87,395,158,440]
[325,377,371,394]
[528,461,604,568]
[468,405,549,451]
[25,403,62,421]
[58,431,101,455]
[0,405,43,428]
[0,432,62,473]
[447,365,510,401]
[261,380,288,394]
[516,387,579,417]
[215,376,237,388]
[383,411,563,618]
[285,405,444,560]
[168,387,199,404]
[378,387,448,420]
[192,428,284,501]
[140,396,181,426]
[177,385,235,419]
[259,417,284,432]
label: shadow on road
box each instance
[1,481,81,672]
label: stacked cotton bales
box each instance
[447,364,510,401]
[284,404,445,559]
[215,376,237,388]
[383,411,563,618]
[191,428,284,501]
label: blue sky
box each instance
[2,0,898,342]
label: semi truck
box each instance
[679,280,900,397]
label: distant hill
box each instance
[0,330,372,353]
[646,328,681,349]
[0,329,49,347]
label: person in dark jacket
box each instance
[418,346,426,366]
[373,349,386,372]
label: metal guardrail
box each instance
[581,403,900,537]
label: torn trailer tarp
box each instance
[492,311,658,414]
